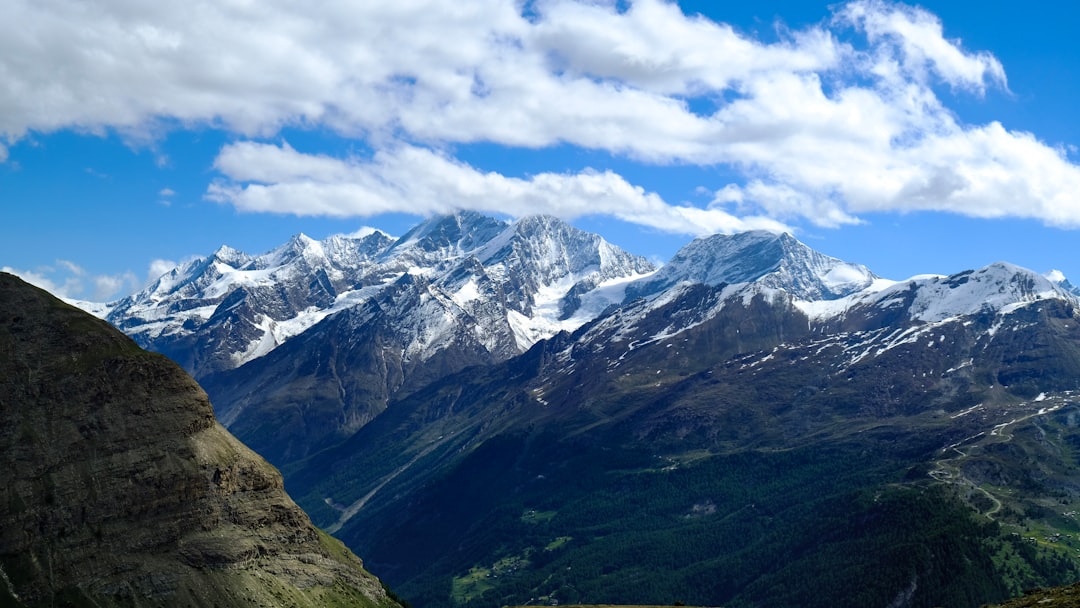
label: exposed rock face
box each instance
[0,273,398,607]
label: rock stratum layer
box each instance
[0,273,398,607]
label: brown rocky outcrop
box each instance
[0,273,399,607]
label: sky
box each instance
[3,0,1080,302]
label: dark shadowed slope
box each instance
[0,272,401,608]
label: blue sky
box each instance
[3,0,1080,301]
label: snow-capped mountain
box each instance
[586,231,1078,358]
[626,230,877,301]
[95,213,653,464]
[278,227,1080,608]
[798,261,1079,328]
[94,212,653,381]
[83,215,1080,473]
[577,230,879,350]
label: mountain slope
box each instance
[0,273,400,608]
[281,238,1080,608]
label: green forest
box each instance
[337,432,1079,608]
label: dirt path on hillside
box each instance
[929,398,1065,521]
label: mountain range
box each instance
[76,213,1080,608]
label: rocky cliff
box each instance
[0,272,399,607]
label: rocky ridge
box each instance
[96,212,654,381]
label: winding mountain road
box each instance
[930,397,1066,521]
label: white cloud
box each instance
[148,259,179,284]
[2,266,80,298]
[56,259,87,276]
[93,272,139,301]
[209,141,788,236]
[836,0,1006,93]
[2,261,141,301]
[1,0,1077,232]
[529,0,840,95]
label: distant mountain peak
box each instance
[627,230,876,302]
[800,260,1079,325]
[88,213,653,380]
[386,211,508,259]
[211,244,250,266]
[905,262,1071,322]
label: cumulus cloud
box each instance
[208,141,787,235]
[1,0,1077,232]
[836,0,1006,93]
[1,261,139,301]
[93,272,139,301]
[148,259,179,284]
[1,266,81,299]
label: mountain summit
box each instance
[627,230,877,301]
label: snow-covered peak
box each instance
[384,211,508,262]
[904,262,1070,322]
[477,215,652,280]
[212,245,251,268]
[259,233,322,268]
[627,231,875,302]
[799,262,1077,324]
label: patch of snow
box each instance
[945,359,974,374]
[563,272,652,330]
[453,278,483,306]
[531,273,580,322]
[795,278,896,320]
[950,403,984,419]
[507,309,550,350]
[823,264,872,287]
